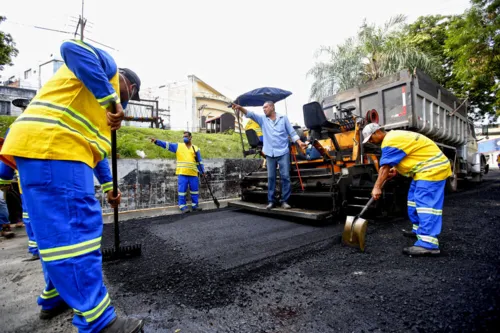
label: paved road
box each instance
[102,171,500,332]
[1,171,499,332]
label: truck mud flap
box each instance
[228,200,332,220]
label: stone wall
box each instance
[95,158,261,213]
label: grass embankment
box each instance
[0,116,246,159]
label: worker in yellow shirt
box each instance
[0,39,143,333]
[151,131,205,213]
[497,154,500,168]
[245,118,266,169]
[363,123,451,257]
[245,118,263,142]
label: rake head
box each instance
[102,244,142,262]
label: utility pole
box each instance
[80,0,85,41]
[74,0,87,41]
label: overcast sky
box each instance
[2,0,471,125]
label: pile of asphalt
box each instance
[103,173,500,332]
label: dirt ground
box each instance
[1,171,499,333]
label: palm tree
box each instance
[308,15,441,101]
[308,38,364,102]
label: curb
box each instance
[101,198,237,224]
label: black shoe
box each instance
[402,230,417,239]
[100,317,144,333]
[39,302,70,320]
[280,202,291,209]
[403,246,440,256]
[181,209,190,214]
[192,207,203,212]
[1,225,15,239]
[266,203,275,210]
[23,254,40,262]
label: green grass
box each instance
[0,116,247,159]
[116,127,247,159]
[0,116,16,137]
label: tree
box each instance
[308,38,364,102]
[403,15,460,86]
[0,16,18,72]
[444,0,500,116]
[308,15,441,101]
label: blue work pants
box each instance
[21,194,39,256]
[178,175,199,211]
[407,179,445,249]
[16,157,116,333]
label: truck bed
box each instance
[322,69,470,146]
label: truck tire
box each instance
[482,156,489,175]
[445,175,458,193]
[445,158,458,193]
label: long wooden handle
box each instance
[110,102,120,251]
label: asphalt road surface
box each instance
[101,171,500,333]
[1,172,498,333]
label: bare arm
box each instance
[371,165,391,200]
[231,103,248,116]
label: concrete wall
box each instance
[95,158,261,213]
[0,87,37,116]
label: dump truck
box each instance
[229,69,486,220]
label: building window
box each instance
[24,69,32,79]
[200,116,206,129]
[0,101,12,115]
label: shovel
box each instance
[342,197,374,252]
[342,180,387,252]
[192,146,220,209]
[202,174,220,209]
[102,102,142,262]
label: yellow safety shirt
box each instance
[245,119,263,138]
[1,40,120,168]
[380,130,452,181]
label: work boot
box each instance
[280,202,291,209]
[100,317,144,333]
[32,253,40,260]
[39,302,70,320]
[181,209,190,214]
[403,246,440,256]
[1,225,14,239]
[266,203,275,210]
[23,254,40,262]
[192,207,203,212]
[402,230,417,239]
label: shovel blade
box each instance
[342,215,368,252]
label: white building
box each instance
[145,75,239,132]
[2,54,63,91]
